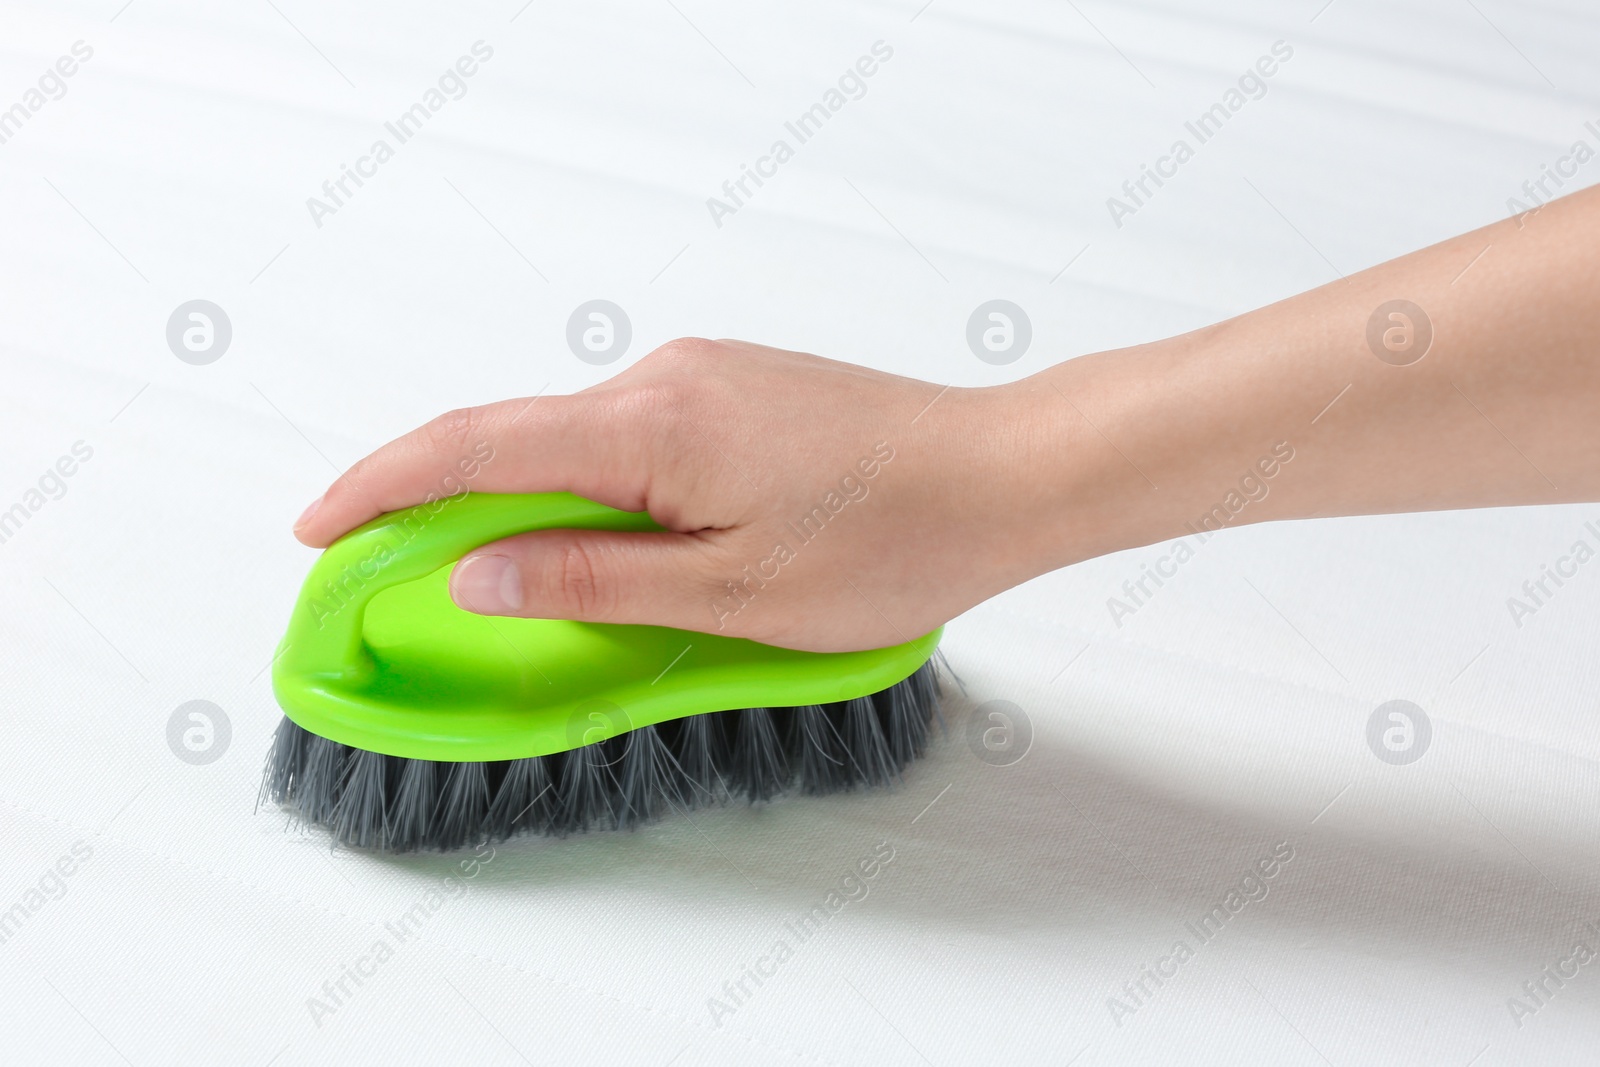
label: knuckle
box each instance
[607,379,688,428]
[621,338,734,422]
[647,336,719,368]
[321,458,379,514]
[547,540,615,620]
[636,379,687,412]
[422,406,483,454]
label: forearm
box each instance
[298,185,1600,651]
[1014,184,1600,570]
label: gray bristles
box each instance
[331,749,389,850]
[730,707,787,804]
[388,758,435,848]
[841,696,896,790]
[674,713,730,806]
[484,757,552,840]
[433,762,490,852]
[613,727,687,830]
[555,746,614,836]
[793,704,847,795]
[261,659,943,853]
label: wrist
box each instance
[996,337,1226,576]
[1013,327,1324,582]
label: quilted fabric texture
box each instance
[2,1,1598,1063]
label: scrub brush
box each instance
[260,492,944,853]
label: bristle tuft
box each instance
[674,713,730,806]
[332,749,390,850]
[729,707,787,803]
[614,726,686,829]
[554,746,614,836]
[262,659,942,852]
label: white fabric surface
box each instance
[3,0,1600,1063]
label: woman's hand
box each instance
[294,188,1600,652]
[292,338,1068,652]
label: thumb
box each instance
[448,528,721,629]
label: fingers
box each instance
[293,393,651,547]
[448,528,722,631]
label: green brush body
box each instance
[261,492,943,852]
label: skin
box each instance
[294,184,1600,654]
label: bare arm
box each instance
[293,185,1600,652]
[1031,183,1600,572]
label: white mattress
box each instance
[4,0,1600,1063]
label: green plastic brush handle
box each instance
[276,492,662,686]
[272,492,940,761]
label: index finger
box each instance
[291,393,648,547]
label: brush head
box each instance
[261,659,942,853]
